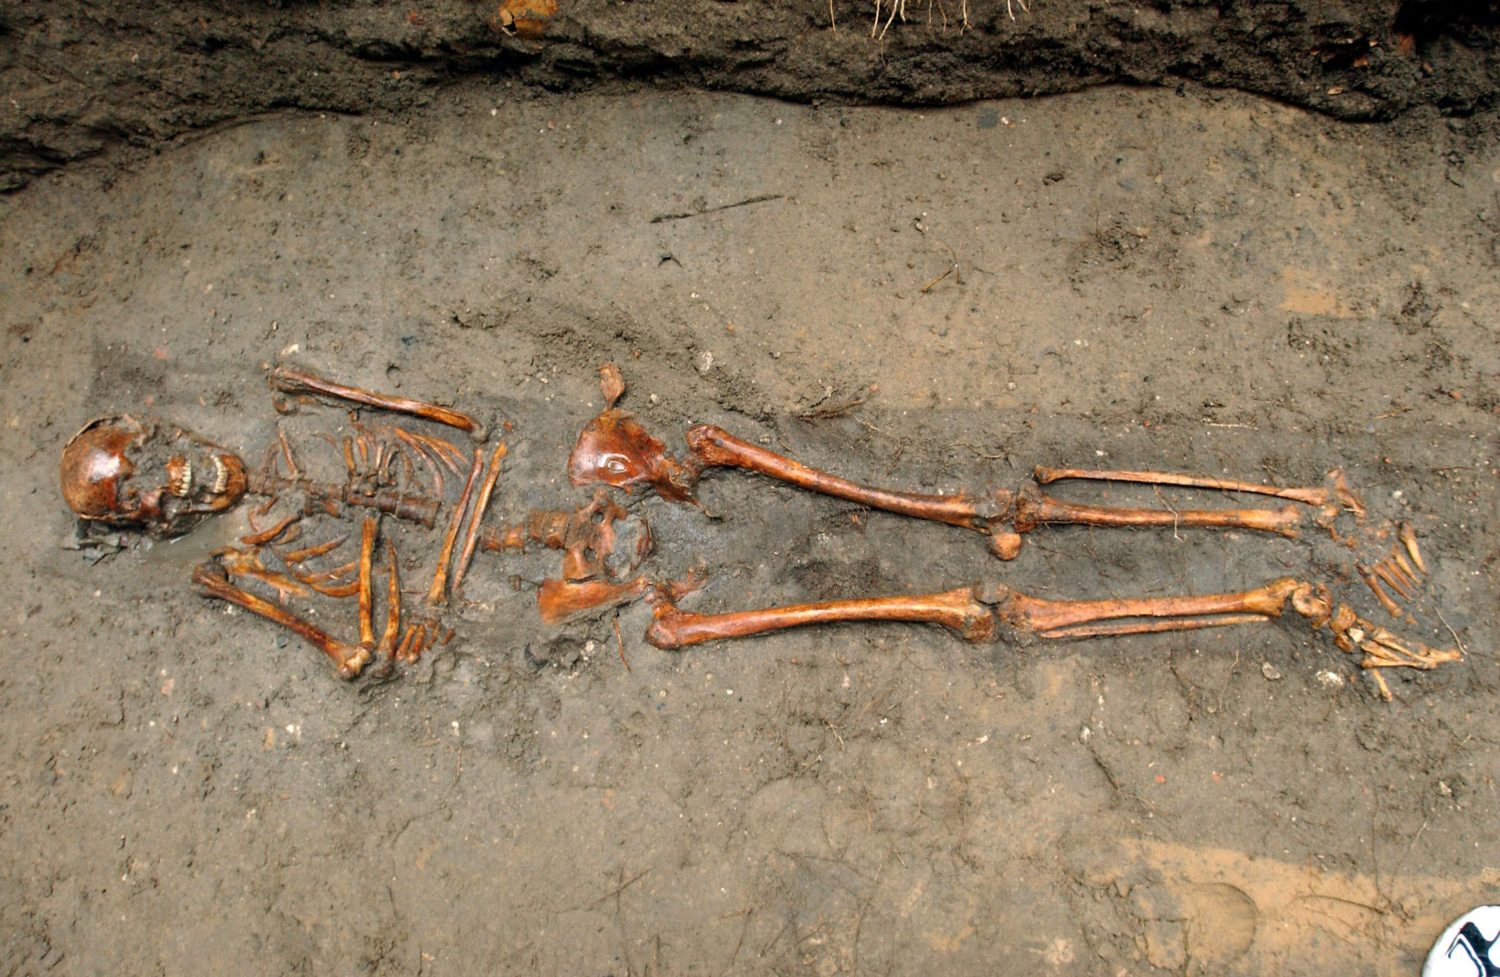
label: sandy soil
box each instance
[2,83,1498,975]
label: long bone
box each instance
[569,414,1312,561]
[643,576,1460,697]
[564,365,1325,560]
[192,562,372,678]
[270,364,486,440]
[645,577,1305,650]
[682,425,1308,559]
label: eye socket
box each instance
[603,456,628,475]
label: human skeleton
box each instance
[60,362,1461,698]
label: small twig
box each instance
[919,267,953,294]
[955,442,1005,460]
[829,0,837,30]
[1151,485,1182,542]
[798,392,870,420]
[824,719,846,749]
[596,867,651,904]
[649,194,784,224]
[612,611,631,673]
[1433,608,1469,656]
[919,240,961,293]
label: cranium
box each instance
[59,415,248,538]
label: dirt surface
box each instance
[5,1,1500,190]
[3,82,1499,974]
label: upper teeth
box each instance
[211,456,230,494]
[169,459,192,497]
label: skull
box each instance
[59,415,248,538]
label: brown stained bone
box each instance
[270,364,486,440]
[645,572,1460,697]
[357,515,378,651]
[61,415,249,538]
[999,576,1304,636]
[247,465,441,528]
[378,539,401,662]
[1372,560,1414,601]
[478,491,652,584]
[451,441,508,598]
[564,362,683,496]
[192,563,371,678]
[685,425,992,529]
[240,513,301,546]
[599,362,627,408]
[681,425,1306,553]
[1032,466,1335,506]
[646,586,996,650]
[425,447,484,606]
[1011,483,1304,539]
[1390,549,1421,590]
[213,547,311,603]
[1357,564,1406,619]
[538,576,651,625]
[281,534,348,565]
[567,409,699,503]
[647,578,1307,650]
[1399,522,1428,575]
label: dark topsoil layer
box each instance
[3,0,1499,190]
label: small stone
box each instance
[1261,662,1283,681]
[1315,670,1345,689]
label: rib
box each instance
[278,428,302,479]
[240,513,300,546]
[280,534,348,566]
[404,429,467,474]
[393,428,448,495]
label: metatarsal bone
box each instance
[1399,522,1428,574]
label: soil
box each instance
[4,1,1500,191]
[2,9,1500,977]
